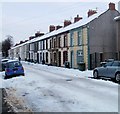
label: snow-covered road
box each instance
[1,62,119,112]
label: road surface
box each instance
[2,62,119,112]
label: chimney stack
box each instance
[56,25,62,30]
[74,15,82,23]
[29,36,35,40]
[88,10,97,17]
[64,20,72,27]
[35,31,44,37]
[20,41,24,44]
[109,3,115,10]
[49,25,55,32]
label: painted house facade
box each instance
[118,1,120,12]
[88,3,119,69]
[9,3,120,70]
[115,16,120,60]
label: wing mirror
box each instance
[100,62,107,67]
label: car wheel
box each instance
[115,73,120,83]
[4,75,7,79]
[93,70,99,79]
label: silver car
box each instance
[93,61,120,82]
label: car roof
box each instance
[1,59,9,62]
[7,60,20,63]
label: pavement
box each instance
[1,88,16,114]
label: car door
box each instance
[100,61,113,77]
[107,61,119,78]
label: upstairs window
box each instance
[64,35,68,47]
[58,37,61,48]
[50,39,52,49]
[46,39,48,49]
[78,30,82,45]
[70,32,74,46]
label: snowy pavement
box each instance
[0,62,119,112]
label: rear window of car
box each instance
[6,61,22,68]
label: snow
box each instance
[0,61,118,112]
[7,60,19,63]
[1,59,9,62]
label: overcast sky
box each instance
[1,0,120,44]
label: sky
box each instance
[1,0,120,44]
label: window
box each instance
[58,37,61,48]
[78,30,82,45]
[40,41,42,50]
[105,62,113,66]
[54,38,56,48]
[43,41,45,50]
[70,32,74,46]
[7,62,21,68]
[112,61,120,66]
[64,35,68,47]
[46,40,48,49]
[34,42,38,52]
[77,50,83,63]
[50,39,52,49]
[52,38,54,48]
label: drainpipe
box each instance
[87,25,90,70]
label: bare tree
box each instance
[2,35,14,58]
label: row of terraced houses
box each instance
[9,3,120,70]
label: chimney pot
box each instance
[64,20,72,27]
[88,10,97,17]
[49,25,55,32]
[109,3,115,10]
[74,15,82,23]
[56,25,62,30]
[35,31,44,37]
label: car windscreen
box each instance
[105,61,113,66]
[6,61,22,68]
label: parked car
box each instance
[5,60,24,79]
[1,59,9,71]
[93,61,120,82]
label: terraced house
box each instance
[9,3,120,70]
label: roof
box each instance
[11,8,109,49]
[29,10,106,44]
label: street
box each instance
[1,62,119,112]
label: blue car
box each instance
[5,60,25,79]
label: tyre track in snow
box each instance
[23,63,118,112]
[24,63,118,96]
[24,62,118,88]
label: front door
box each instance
[37,53,39,63]
[58,51,61,67]
[71,51,74,68]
